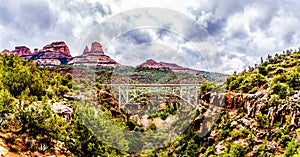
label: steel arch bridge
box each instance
[107,84,201,108]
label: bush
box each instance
[230,129,242,139]
[280,135,291,147]
[254,142,268,157]
[258,66,268,76]
[275,67,286,74]
[149,123,157,130]
[270,83,290,99]
[267,64,275,72]
[229,143,246,156]
[284,138,298,156]
[256,112,269,128]
[0,89,14,115]
[200,81,216,95]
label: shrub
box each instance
[284,138,298,156]
[229,143,246,156]
[149,123,157,130]
[254,142,267,157]
[280,135,291,147]
[0,89,14,116]
[270,83,290,99]
[258,66,268,76]
[256,112,269,128]
[267,64,275,72]
[199,81,216,95]
[275,67,286,74]
[230,129,242,139]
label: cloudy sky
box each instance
[0,0,299,74]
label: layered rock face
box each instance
[68,42,118,68]
[90,42,104,54]
[30,41,72,66]
[194,91,300,155]
[42,41,71,57]
[224,91,300,127]
[1,41,72,66]
[1,41,119,67]
[11,46,32,56]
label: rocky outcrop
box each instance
[137,59,199,74]
[42,41,71,57]
[90,42,104,55]
[83,46,89,55]
[224,91,300,127]
[50,101,74,122]
[1,49,10,54]
[194,91,300,156]
[68,42,118,68]
[33,48,39,54]
[29,42,72,66]
[11,46,32,56]
[1,41,72,66]
[82,42,104,55]
[23,41,72,66]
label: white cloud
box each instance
[0,0,299,74]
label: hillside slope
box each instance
[195,49,300,156]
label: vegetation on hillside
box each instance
[0,48,299,156]
[226,49,300,95]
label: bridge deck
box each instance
[105,84,201,87]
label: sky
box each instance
[0,0,299,74]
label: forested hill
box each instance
[226,49,300,95]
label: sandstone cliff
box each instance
[1,41,72,66]
[68,42,118,68]
[42,41,71,57]
[11,46,32,56]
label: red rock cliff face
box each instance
[82,42,104,55]
[11,46,32,56]
[137,59,199,74]
[90,42,104,54]
[2,49,10,54]
[68,42,118,68]
[42,41,71,57]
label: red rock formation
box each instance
[137,59,199,74]
[90,42,104,54]
[68,53,118,68]
[83,46,89,55]
[1,49,10,54]
[143,59,159,66]
[27,41,73,66]
[33,48,39,54]
[11,46,32,56]
[42,41,71,57]
[68,42,118,67]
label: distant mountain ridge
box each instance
[1,41,227,78]
[137,59,199,74]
